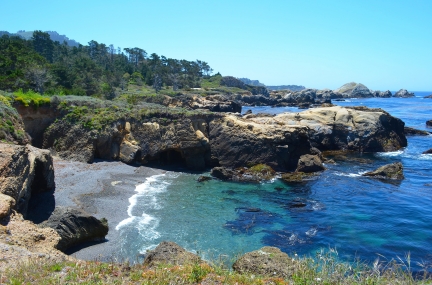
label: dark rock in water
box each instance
[222,189,236,195]
[394,89,415,98]
[424,94,432,98]
[197,176,212,182]
[232,246,298,278]
[40,206,108,252]
[334,99,346,101]
[211,167,234,180]
[274,187,284,191]
[427,120,432,127]
[244,109,252,115]
[404,127,431,136]
[362,162,404,180]
[281,172,317,183]
[143,241,202,267]
[324,158,336,164]
[289,200,307,208]
[422,148,432,154]
[211,165,276,183]
[295,154,325,173]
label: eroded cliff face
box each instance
[0,143,55,217]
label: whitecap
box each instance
[334,171,367,177]
[306,228,318,237]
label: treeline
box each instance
[0,31,213,97]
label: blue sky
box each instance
[2,0,431,90]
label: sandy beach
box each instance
[50,158,164,261]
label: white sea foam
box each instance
[376,150,404,157]
[116,173,168,231]
[334,171,367,177]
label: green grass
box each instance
[201,74,223,88]
[13,89,51,107]
[2,249,432,284]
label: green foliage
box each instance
[201,73,223,88]
[13,89,51,107]
[0,94,12,107]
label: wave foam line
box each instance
[116,173,167,231]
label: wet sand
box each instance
[52,158,164,261]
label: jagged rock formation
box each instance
[0,143,55,217]
[210,164,276,182]
[40,206,108,252]
[394,89,415,98]
[143,241,202,267]
[362,162,404,180]
[232,246,298,278]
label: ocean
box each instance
[116,92,432,269]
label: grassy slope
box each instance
[3,250,431,284]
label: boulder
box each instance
[40,206,108,252]
[0,193,15,219]
[232,246,298,278]
[422,148,432,154]
[427,120,432,127]
[211,167,235,180]
[424,94,432,99]
[119,140,139,164]
[295,154,325,173]
[372,90,392,98]
[404,127,431,136]
[143,241,202,267]
[362,162,404,180]
[394,89,415,98]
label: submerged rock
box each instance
[40,206,108,252]
[394,89,415,98]
[143,241,202,267]
[362,162,404,180]
[197,175,212,182]
[295,154,325,173]
[404,127,431,136]
[232,246,298,278]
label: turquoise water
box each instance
[116,93,432,269]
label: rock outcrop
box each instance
[232,246,298,278]
[362,162,404,180]
[0,211,69,272]
[423,148,432,154]
[333,82,373,98]
[427,120,432,127]
[143,241,202,267]
[40,206,108,252]
[209,115,312,171]
[0,143,55,217]
[0,193,15,218]
[394,89,415,98]
[275,106,407,152]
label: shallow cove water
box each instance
[116,93,432,269]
